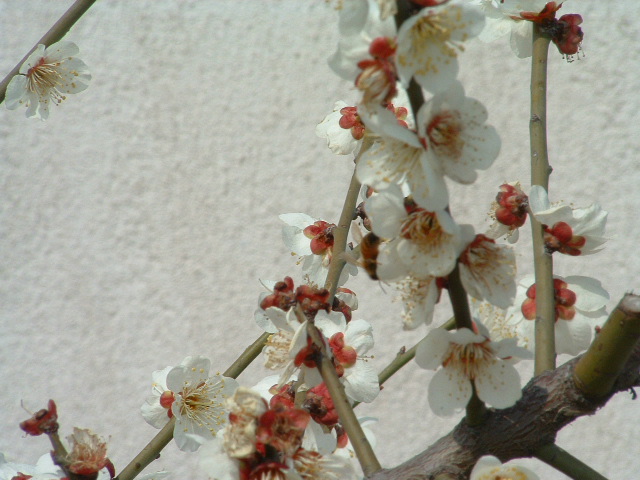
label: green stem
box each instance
[113,332,269,480]
[0,0,97,104]
[535,444,609,480]
[529,26,555,375]
[324,162,363,301]
[299,307,381,476]
[573,294,640,398]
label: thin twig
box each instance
[297,306,382,476]
[0,0,97,104]
[113,332,269,480]
[535,444,609,480]
[323,162,363,302]
[529,26,555,375]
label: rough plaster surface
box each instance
[1,1,639,479]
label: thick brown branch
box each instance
[367,320,640,479]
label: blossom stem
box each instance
[223,331,271,378]
[298,306,382,476]
[573,293,640,398]
[0,0,97,104]
[535,444,609,480]
[324,166,361,300]
[114,333,269,480]
[114,419,175,480]
[529,25,556,375]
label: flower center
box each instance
[426,110,464,159]
[178,378,228,434]
[401,207,446,249]
[264,330,295,370]
[27,58,66,103]
[442,339,495,380]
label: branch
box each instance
[0,0,97,104]
[366,294,640,480]
[297,306,382,476]
[529,25,555,375]
[535,444,609,480]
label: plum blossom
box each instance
[328,0,397,108]
[417,82,501,185]
[472,299,530,348]
[474,0,549,58]
[280,213,357,286]
[64,428,110,476]
[198,388,358,480]
[5,41,90,119]
[140,356,239,452]
[514,275,610,355]
[316,101,365,156]
[529,185,608,256]
[415,325,530,416]
[458,226,517,309]
[365,187,460,281]
[470,455,540,480]
[315,311,380,403]
[486,182,529,243]
[395,1,485,94]
[0,453,64,480]
[396,274,442,329]
[357,108,449,210]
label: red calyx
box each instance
[19,399,58,436]
[303,383,339,427]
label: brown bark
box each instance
[367,343,640,480]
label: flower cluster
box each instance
[199,388,358,480]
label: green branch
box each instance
[529,25,555,375]
[535,444,609,480]
[0,0,97,104]
[573,293,640,398]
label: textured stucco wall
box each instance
[2,1,640,479]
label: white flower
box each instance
[529,185,608,256]
[395,1,484,94]
[357,106,449,210]
[292,449,359,480]
[415,326,530,416]
[417,81,501,185]
[474,0,549,58]
[261,307,324,389]
[471,299,529,347]
[458,226,517,309]
[316,101,364,156]
[0,453,63,480]
[315,311,379,403]
[514,275,610,356]
[199,437,240,480]
[396,274,441,330]
[485,182,529,244]
[279,213,357,286]
[141,356,239,452]
[470,455,540,480]
[365,187,460,280]
[5,41,90,119]
[329,0,396,81]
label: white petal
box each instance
[474,361,522,409]
[345,319,374,353]
[428,367,472,416]
[566,276,610,312]
[199,437,240,480]
[415,328,451,370]
[344,361,380,403]
[554,317,593,356]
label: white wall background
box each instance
[1,1,640,479]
